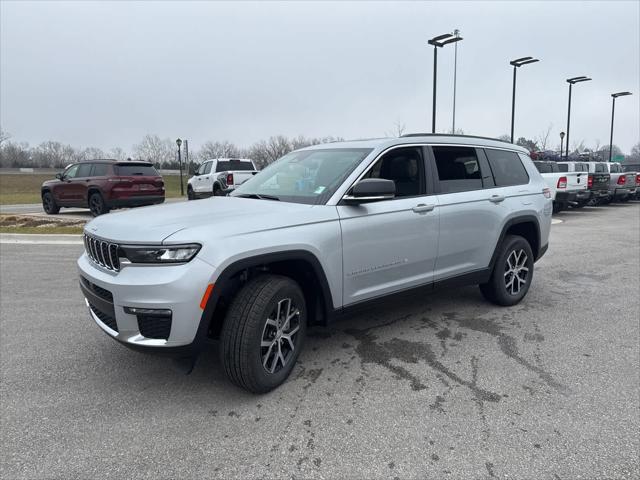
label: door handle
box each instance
[489,195,505,203]
[412,204,435,213]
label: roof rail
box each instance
[400,133,512,144]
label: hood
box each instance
[85,197,327,243]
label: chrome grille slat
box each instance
[84,233,120,272]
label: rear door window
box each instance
[431,146,483,193]
[485,149,529,186]
[91,164,109,176]
[77,163,93,177]
[116,164,159,176]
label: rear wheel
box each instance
[552,202,563,214]
[220,275,307,393]
[480,235,534,306]
[88,192,110,216]
[213,184,225,196]
[42,192,60,214]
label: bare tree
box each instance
[0,129,10,146]
[385,121,406,137]
[198,140,240,160]
[132,134,174,165]
[535,123,553,150]
[79,147,106,161]
[109,147,128,161]
[497,134,511,142]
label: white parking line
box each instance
[0,233,83,245]
[551,219,563,225]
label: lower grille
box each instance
[89,303,118,332]
[80,276,114,302]
[137,315,172,340]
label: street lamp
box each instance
[428,32,463,133]
[176,138,184,196]
[609,92,632,162]
[509,56,539,143]
[565,76,592,160]
[559,131,565,160]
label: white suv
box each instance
[79,135,552,393]
[187,158,257,199]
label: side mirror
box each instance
[55,173,63,180]
[343,178,395,203]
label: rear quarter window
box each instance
[485,149,529,186]
[116,164,159,176]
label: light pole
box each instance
[509,56,539,143]
[452,28,460,134]
[176,138,184,196]
[565,76,592,160]
[559,131,565,160]
[609,91,632,162]
[428,32,463,133]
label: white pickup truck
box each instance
[533,161,589,213]
[187,158,258,200]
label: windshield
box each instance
[231,148,372,204]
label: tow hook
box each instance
[172,356,198,375]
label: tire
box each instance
[187,186,195,200]
[552,202,563,214]
[88,192,110,216]
[41,191,60,214]
[479,234,534,307]
[213,184,225,196]
[220,275,307,393]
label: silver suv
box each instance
[78,135,551,392]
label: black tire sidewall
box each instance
[42,192,58,214]
[247,281,307,390]
[490,235,534,306]
[89,193,105,216]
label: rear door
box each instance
[431,145,506,279]
[338,145,439,305]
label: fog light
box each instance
[124,307,172,317]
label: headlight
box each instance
[119,244,201,264]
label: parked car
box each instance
[78,134,551,392]
[533,161,588,213]
[41,160,164,216]
[603,162,636,202]
[558,161,610,206]
[187,158,257,199]
[622,163,640,199]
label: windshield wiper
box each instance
[235,193,280,201]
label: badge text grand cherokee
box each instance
[78,135,552,393]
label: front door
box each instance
[194,161,213,194]
[337,146,439,306]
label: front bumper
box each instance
[77,253,216,354]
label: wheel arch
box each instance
[489,215,542,270]
[202,250,335,339]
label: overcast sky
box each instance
[1,1,639,155]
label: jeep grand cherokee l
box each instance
[42,160,165,216]
[78,135,551,392]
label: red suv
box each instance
[41,160,165,216]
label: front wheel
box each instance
[480,235,534,306]
[42,191,60,214]
[88,192,110,216]
[220,275,307,393]
[187,186,195,200]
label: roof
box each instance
[301,134,529,154]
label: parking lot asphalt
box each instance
[1,203,638,479]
